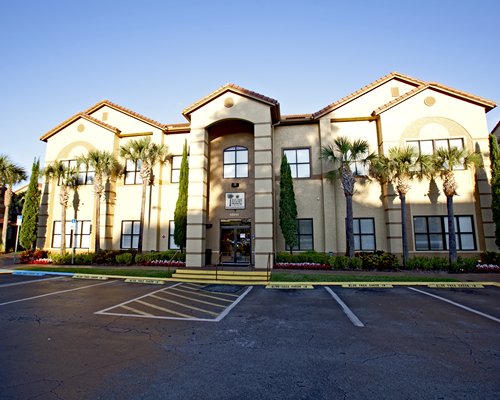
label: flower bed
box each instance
[30,258,53,265]
[140,260,186,267]
[274,262,330,270]
[475,264,500,273]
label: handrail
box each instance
[266,252,273,282]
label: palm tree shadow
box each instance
[427,178,440,205]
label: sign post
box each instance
[71,219,77,265]
[13,215,22,264]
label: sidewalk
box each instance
[1,253,499,282]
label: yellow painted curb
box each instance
[0,269,14,274]
[73,274,109,280]
[266,283,314,289]
[124,278,165,285]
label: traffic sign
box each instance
[16,215,22,226]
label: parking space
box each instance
[0,273,499,399]
[96,282,253,321]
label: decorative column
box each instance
[185,127,209,268]
[254,122,274,269]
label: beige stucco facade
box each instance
[37,73,497,267]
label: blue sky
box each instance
[1,0,499,183]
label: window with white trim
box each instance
[169,220,180,249]
[283,148,311,178]
[52,220,91,248]
[223,146,248,178]
[121,220,140,249]
[59,160,94,185]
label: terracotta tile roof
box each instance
[312,72,425,119]
[165,123,190,133]
[85,99,166,130]
[372,83,497,115]
[182,83,280,122]
[40,112,121,142]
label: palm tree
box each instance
[43,161,78,255]
[371,146,432,267]
[119,137,167,253]
[432,146,482,264]
[320,137,375,258]
[0,155,27,252]
[77,150,120,252]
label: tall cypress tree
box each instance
[279,154,298,253]
[174,140,189,251]
[489,134,500,248]
[20,158,41,250]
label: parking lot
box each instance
[0,273,499,399]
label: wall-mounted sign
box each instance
[225,192,245,210]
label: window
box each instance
[350,151,370,176]
[169,220,180,249]
[414,215,476,251]
[59,160,94,185]
[407,138,464,155]
[121,220,140,249]
[124,160,143,185]
[353,218,375,251]
[283,148,311,178]
[171,156,182,183]
[223,146,248,178]
[52,220,91,248]
[286,219,313,251]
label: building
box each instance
[37,72,497,268]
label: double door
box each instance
[220,221,251,265]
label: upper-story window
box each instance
[283,148,311,178]
[59,160,94,185]
[349,151,370,176]
[224,146,248,178]
[124,160,143,185]
[407,138,464,155]
[171,155,189,183]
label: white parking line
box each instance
[0,280,116,306]
[0,276,64,288]
[325,287,365,327]
[409,287,500,324]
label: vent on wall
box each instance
[102,111,108,121]
[391,87,400,97]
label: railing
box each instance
[266,252,273,282]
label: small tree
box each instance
[432,146,482,263]
[0,155,28,252]
[489,134,500,248]
[77,150,119,252]
[120,137,167,253]
[20,158,41,250]
[320,137,375,257]
[279,154,298,253]
[174,140,189,251]
[43,161,78,255]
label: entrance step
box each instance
[171,268,269,285]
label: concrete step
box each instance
[175,269,268,277]
[172,273,267,281]
[166,277,268,285]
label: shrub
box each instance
[406,256,433,271]
[481,251,500,265]
[116,252,134,265]
[74,253,94,265]
[356,251,399,270]
[19,249,49,263]
[449,257,478,273]
[50,252,72,265]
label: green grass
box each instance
[17,266,175,278]
[270,273,460,283]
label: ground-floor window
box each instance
[52,220,91,248]
[169,220,180,249]
[121,220,140,249]
[286,218,313,251]
[353,218,375,251]
[413,215,476,251]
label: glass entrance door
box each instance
[220,220,251,265]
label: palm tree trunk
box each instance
[138,180,147,253]
[345,194,354,258]
[61,202,66,255]
[1,188,12,252]
[446,195,457,264]
[400,193,408,268]
[94,191,101,252]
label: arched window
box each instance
[223,146,248,178]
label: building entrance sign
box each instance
[225,193,245,210]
